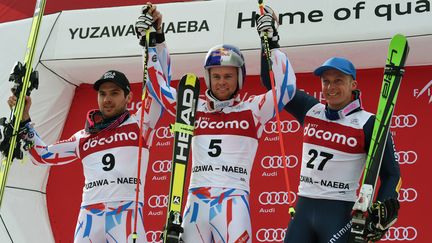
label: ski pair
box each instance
[0,0,46,208]
[162,73,200,243]
[348,34,409,242]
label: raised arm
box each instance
[252,7,296,126]
[135,4,177,118]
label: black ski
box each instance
[163,73,200,243]
[348,34,409,242]
[0,0,46,208]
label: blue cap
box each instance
[313,57,356,80]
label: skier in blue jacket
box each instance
[259,6,401,243]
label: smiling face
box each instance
[97,81,132,119]
[321,69,357,110]
[209,66,238,101]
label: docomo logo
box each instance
[398,188,417,202]
[195,117,250,130]
[155,126,174,139]
[391,114,417,128]
[152,160,172,173]
[83,132,138,151]
[146,230,162,243]
[261,155,298,169]
[259,191,297,205]
[304,123,358,147]
[148,195,168,208]
[264,120,301,134]
[382,226,417,241]
[396,151,417,165]
[256,228,286,242]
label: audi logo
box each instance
[390,114,417,128]
[148,195,168,208]
[396,151,417,165]
[256,228,286,242]
[398,188,417,202]
[152,160,172,173]
[261,155,299,169]
[259,191,296,205]
[155,126,174,139]
[146,230,163,243]
[382,226,417,241]
[264,120,301,134]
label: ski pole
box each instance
[257,0,295,218]
[132,5,152,242]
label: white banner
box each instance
[42,0,431,59]
[37,0,431,79]
[224,0,431,48]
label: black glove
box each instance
[9,62,39,96]
[368,198,399,230]
[364,198,400,242]
[18,121,35,151]
[0,117,28,159]
[135,5,158,47]
[255,5,279,49]
[135,6,153,39]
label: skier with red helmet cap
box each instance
[138,6,297,243]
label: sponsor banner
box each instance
[147,194,168,208]
[155,125,174,140]
[396,150,417,165]
[264,120,301,134]
[413,79,432,104]
[255,228,286,242]
[152,160,172,174]
[43,0,432,60]
[398,188,418,203]
[382,226,418,241]
[50,67,432,242]
[225,0,432,49]
[260,155,299,169]
[258,191,297,205]
[42,2,224,60]
[40,0,432,76]
[391,114,418,129]
[145,230,163,243]
[194,110,257,138]
[303,116,365,154]
[43,6,143,59]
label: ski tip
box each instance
[393,33,406,39]
[182,73,198,79]
[387,33,410,66]
[181,73,200,87]
[391,33,408,46]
